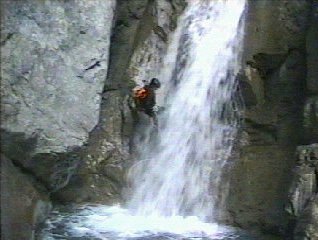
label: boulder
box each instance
[228,146,294,234]
[1,155,51,240]
[294,195,318,240]
[286,144,318,239]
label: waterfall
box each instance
[129,0,246,220]
[39,1,251,239]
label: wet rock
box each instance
[240,49,306,147]
[304,3,318,145]
[294,195,318,240]
[228,146,294,235]
[242,66,266,107]
[236,72,258,108]
[243,119,277,145]
[306,3,318,95]
[1,155,51,240]
[1,127,83,192]
[286,144,318,239]
[228,0,312,236]
[244,0,311,58]
[1,129,38,165]
[303,97,318,143]
[246,52,287,78]
[127,0,186,91]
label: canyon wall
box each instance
[227,0,317,239]
[1,0,185,239]
[1,0,317,239]
[1,0,115,238]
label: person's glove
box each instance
[153,105,159,112]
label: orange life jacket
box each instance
[133,86,149,100]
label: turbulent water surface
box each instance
[39,1,250,239]
[38,205,256,240]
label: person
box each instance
[132,78,161,127]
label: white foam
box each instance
[64,205,231,239]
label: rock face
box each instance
[304,2,318,144]
[1,155,51,240]
[1,0,116,195]
[52,0,186,203]
[1,1,115,239]
[1,0,115,154]
[286,144,318,239]
[306,2,318,96]
[287,4,318,239]
[227,0,314,237]
[1,0,116,193]
[294,195,318,240]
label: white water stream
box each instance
[129,0,246,220]
[39,1,248,239]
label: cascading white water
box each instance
[129,0,246,220]
[39,1,250,239]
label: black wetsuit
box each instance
[134,85,158,126]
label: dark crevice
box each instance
[5,156,51,195]
[102,87,119,93]
[246,52,287,79]
[246,48,303,80]
[153,25,168,42]
[84,61,101,71]
[1,32,14,46]
[120,103,126,147]
[244,119,278,140]
[315,168,318,194]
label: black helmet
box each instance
[149,78,161,89]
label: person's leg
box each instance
[152,114,158,128]
[145,109,158,129]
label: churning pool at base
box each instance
[37,204,256,240]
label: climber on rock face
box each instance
[132,78,161,128]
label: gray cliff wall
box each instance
[1,0,115,154]
[1,1,115,239]
[227,0,317,238]
[1,0,116,192]
[287,3,318,239]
